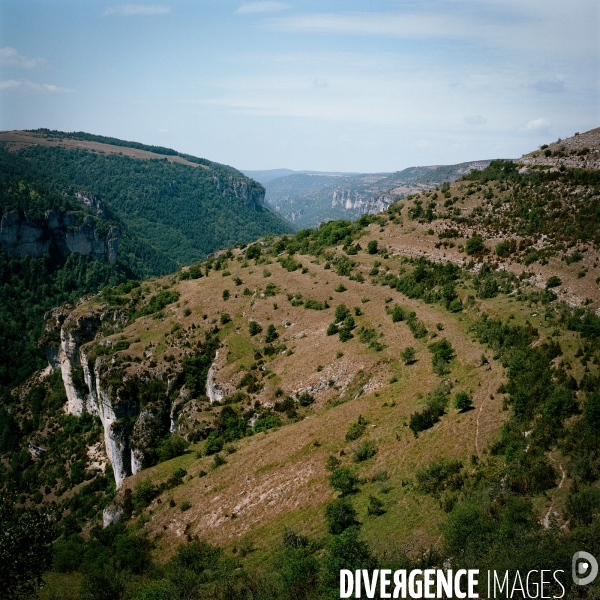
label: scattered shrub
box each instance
[465,235,485,255]
[329,467,359,496]
[416,459,463,495]
[326,455,341,472]
[265,324,278,343]
[352,439,377,463]
[401,346,416,364]
[249,321,262,336]
[325,498,359,534]
[345,415,367,442]
[367,495,385,516]
[454,391,473,411]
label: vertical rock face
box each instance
[0,209,120,263]
[330,188,395,215]
[212,173,266,209]
[42,303,221,489]
[74,192,109,219]
[43,306,172,488]
[206,350,224,404]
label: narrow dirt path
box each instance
[475,394,487,457]
[542,453,567,528]
[474,365,501,457]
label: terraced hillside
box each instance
[3,130,600,600]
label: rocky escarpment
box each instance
[518,127,600,170]
[331,187,395,215]
[0,209,120,263]
[43,305,138,487]
[212,173,265,209]
[42,303,220,488]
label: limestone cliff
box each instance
[331,187,395,215]
[212,173,265,209]
[42,302,219,488]
[42,306,134,487]
[0,209,120,263]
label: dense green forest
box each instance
[4,141,292,277]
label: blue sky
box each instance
[0,0,598,171]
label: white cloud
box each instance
[526,118,549,130]
[0,47,47,69]
[0,79,71,93]
[417,140,430,148]
[464,115,488,125]
[236,2,290,14]
[103,4,171,16]
[260,3,597,65]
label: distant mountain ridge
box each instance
[242,168,360,184]
[260,160,492,230]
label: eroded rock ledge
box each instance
[0,209,120,263]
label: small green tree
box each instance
[325,455,341,472]
[367,240,378,254]
[345,416,367,442]
[329,467,359,496]
[367,495,385,516]
[320,527,376,591]
[222,289,230,301]
[325,498,358,534]
[265,324,278,343]
[391,305,405,322]
[245,244,261,260]
[495,241,511,257]
[465,235,485,255]
[546,275,562,289]
[158,435,189,462]
[248,321,262,336]
[334,304,350,322]
[401,346,416,364]
[297,391,315,406]
[352,439,377,463]
[454,391,473,411]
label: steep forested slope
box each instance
[1,131,293,278]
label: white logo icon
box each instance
[572,551,598,585]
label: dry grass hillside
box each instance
[38,129,598,569]
[0,130,208,169]
[519,127,600,170]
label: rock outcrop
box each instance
[0,209,120,263]
[331,188,395,215]
[212,173,265,209]
[43,306,149,487]
[42,303,219,489]
[518,127,600,170]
